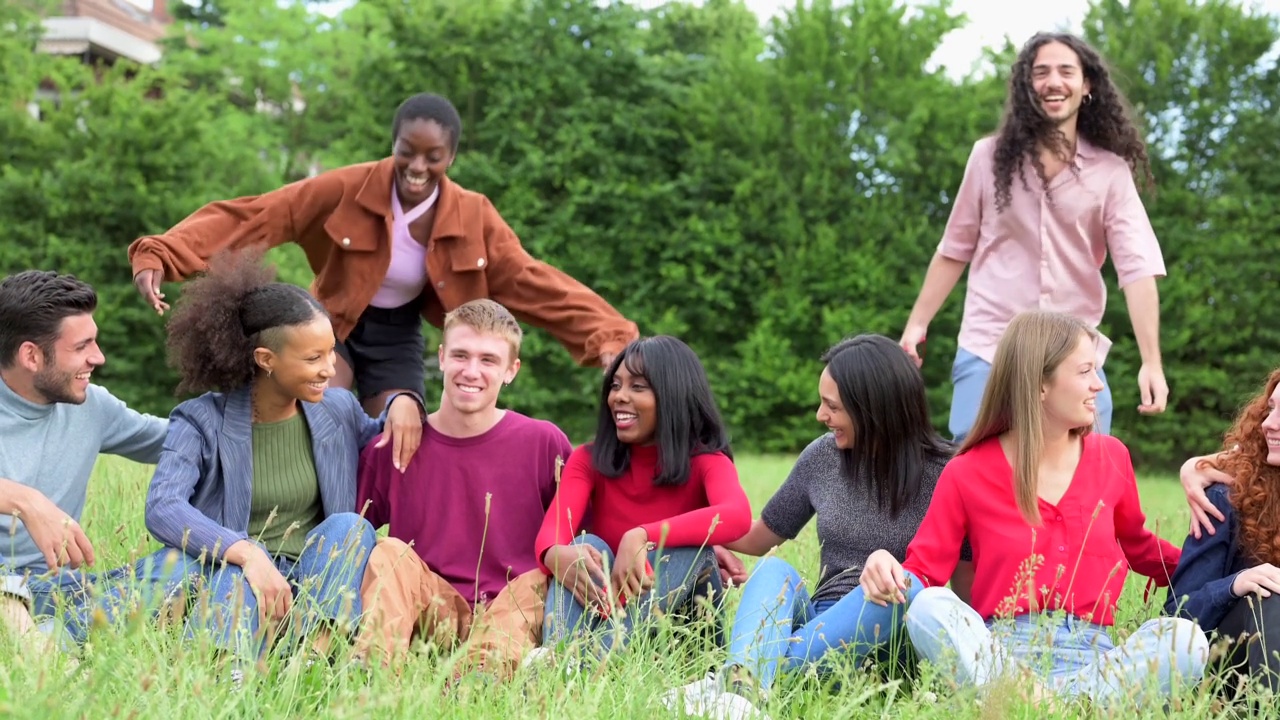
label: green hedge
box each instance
[3,0,1277,470]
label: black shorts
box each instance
[334,297,426,401]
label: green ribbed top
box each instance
[248,412,323,560]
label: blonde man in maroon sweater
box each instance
[355,299,571,679]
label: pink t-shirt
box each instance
[369,184,437,309]
[938,136,1166,364]
[357,411,572,607]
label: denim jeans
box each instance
[25,548,194,647]
[722,557,921,689]
[950,347,1113,441]
[182,511,376,658]
[904,586,1209,705]
[542,534,725,658]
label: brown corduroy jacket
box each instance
[128,158,639,365]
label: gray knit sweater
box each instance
[760,433,949,606]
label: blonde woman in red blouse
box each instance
[860,310,1207,706]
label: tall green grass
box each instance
[0,454,1245,719]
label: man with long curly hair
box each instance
[899,32,1168,443]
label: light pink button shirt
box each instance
[938,136,1165,365]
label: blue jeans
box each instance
[182,512,375,658]
[904,587,1209,704]
[26,548,194,647]
[950,347,1112,441]
[723,557,923,689]
[543,534,725,658]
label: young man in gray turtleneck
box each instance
[0,270,175,651]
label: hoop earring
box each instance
[1083,92,1093,105]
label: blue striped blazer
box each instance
[144,386,388,560]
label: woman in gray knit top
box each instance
[665,334,955,717]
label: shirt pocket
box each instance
[323,210,380,252]
[448,241,489,274]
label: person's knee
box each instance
[753,555,797,578]
[750,556,802,592]
[371,536,414,558]
[1164,617,1210,660]
[319,512,377,552]
[904,586,960,630]
[1250,591,1280,624]
[1139,617,1210,667]
[570,534,612,555]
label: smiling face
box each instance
[815,366,855,449]
[1040,332,1104,433]
[1261,383,1280,467]
[1031,40,1091,127]
[438,323,519,416]
[608,361,658,446]
[392,118,455,207]
[30,313,104,405]
[255,316,337,404]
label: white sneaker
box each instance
[521,647,582,678]
[660,676,770,720]
[521,647,554,670]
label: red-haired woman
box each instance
[1167,368,1280,692]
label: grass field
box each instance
[0,453,1244,719]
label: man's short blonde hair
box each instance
[442,299,523,360]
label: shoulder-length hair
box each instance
[591,336,732,486]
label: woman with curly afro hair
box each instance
[898,32,1169,603]
[1167,369,1280,693]
[143,248,425,668]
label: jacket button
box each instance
[342,237,351,247]
[477,258,486,268]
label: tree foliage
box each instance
[2,0,1276,468]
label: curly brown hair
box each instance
[992,32,1154,213]
[165,248,326,396]
[1208,368,1280,565]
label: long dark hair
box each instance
[166,248,327,395]
[591,336,732,486]
[993,32,1153,213]
[821,335,953,517]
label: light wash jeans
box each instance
[24,548,194,647]
[543,534,725,658]
[182,511,376,658]
[949,347,1113,441]
[904,586,1209,705]
[722,557,920,689]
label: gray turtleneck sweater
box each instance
[0,375,167,575]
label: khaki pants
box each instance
[357,537,547,679]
